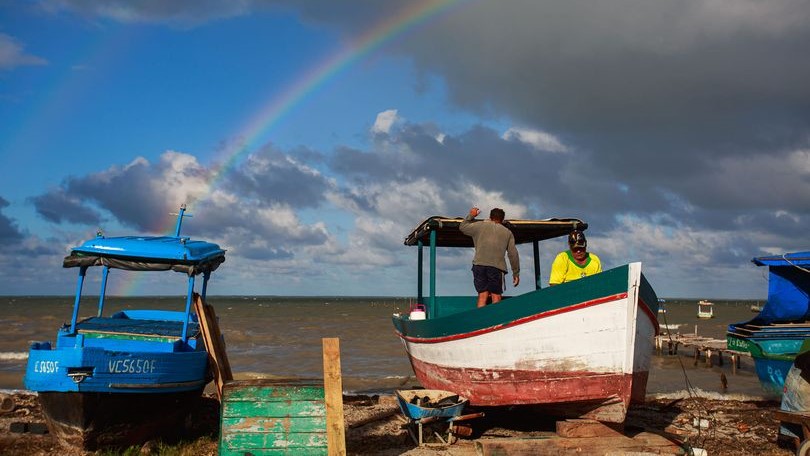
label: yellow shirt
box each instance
[549,251,602,285]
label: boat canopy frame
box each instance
[60,205,226,342]
[405,216,586,318]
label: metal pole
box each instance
[97,266,109,317]
[181,275,195,342]
[174,204,187,237]
[417,240,423,304]
[533,241,541,290]
[429,230,437,318]
[70,266,88,333]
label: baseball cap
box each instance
[568,230,587,248]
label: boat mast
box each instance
[172,204,192,237]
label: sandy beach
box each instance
[0,389,796,456]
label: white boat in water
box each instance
[697,299,715,318]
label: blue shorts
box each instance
[472,265,504,294]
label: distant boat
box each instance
[726,252,810,393]
[697,300,715,319]
[392,215,660,424]
[24,205,227,449]
[751,303,764,312]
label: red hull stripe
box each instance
[401,292,628,343]
[410,357,649,408]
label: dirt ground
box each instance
[0,390,798,455]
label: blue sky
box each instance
[1,1,809,298]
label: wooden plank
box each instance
[205,301,233,380]
[221,431,327,450]
[222,400,325,418]
[193,293,233,400]
[322,338,346,456]
[476,432,685,455]
[222,416,328,433]
[556,419,624,438]
[220,447,327,456]
[224,384,325,401]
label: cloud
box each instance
[503,127,568,153]
[37,0,254,26]
[0,196,24,245]
[0,34,47,70]
[371,109,399,135]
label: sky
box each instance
[1,0,809,299]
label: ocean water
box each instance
[0,296,774,399]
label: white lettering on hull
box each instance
[108,359,157,374]
[33,360,59,373]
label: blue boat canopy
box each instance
[63,235,226,276]
[742,251,810,324]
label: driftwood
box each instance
[0,394,15,414]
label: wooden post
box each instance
[323,338,346,456]
[706,349,713,367]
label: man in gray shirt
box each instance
[460,207,520,307]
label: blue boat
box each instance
[727,252,810,394]
[24,205,226,449]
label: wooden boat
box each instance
[697,300,715,319]
[391,216,659,423]
[24,205,226,449]
[727,252,810,393]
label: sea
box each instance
[0,296,777,400]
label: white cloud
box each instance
[503,127,568,153]
[371,109,399,135]
[0,34,47,70]
[454,183,528,219]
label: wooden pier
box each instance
[655,332,751,374]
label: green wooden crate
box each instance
[219,379,327,456]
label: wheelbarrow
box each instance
[396,389,484,446]
[775,410,810,455]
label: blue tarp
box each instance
[743,252,810,324]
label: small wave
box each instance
[0,352,27,361]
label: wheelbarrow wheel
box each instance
[798,439,810,456]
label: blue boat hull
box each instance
[752,355,794,394]
[37,389,206,450]
[24,311,212,449]
[25,346,209,393]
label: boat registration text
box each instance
[33,360,59,373]
[109,359,156,374]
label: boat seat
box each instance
[75,316,201,340]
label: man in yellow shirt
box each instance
[549,230,602,286]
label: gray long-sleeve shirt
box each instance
[459,214,520,276]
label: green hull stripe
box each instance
[394,265,656,339]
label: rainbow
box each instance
[198,0,469,204]
[117,0,471,295]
